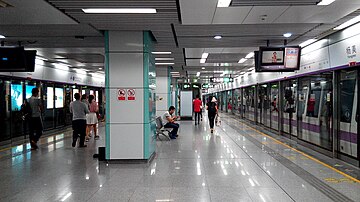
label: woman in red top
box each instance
[86,95,99,139]
[193,95,202,125]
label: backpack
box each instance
[208,102,217,114]
[20,99,32,121]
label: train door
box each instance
[281,79,298,138]
[0,79,11,144]
[337,69,358,163]
[298,73,333,150]
[227,90,232,113]
[233,89,241,116]
[258,84,268,125]
[270,83,279,131]
[244,86,255,122]
[24,80,39,139]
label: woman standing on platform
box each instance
[206,96,218,133]
[87,95,99,140]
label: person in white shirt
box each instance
[163,106,179,139]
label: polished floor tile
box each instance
[0,115,359,202]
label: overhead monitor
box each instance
[0,47,36,72]
[256,46,301,72]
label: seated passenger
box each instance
[163,106,180,139]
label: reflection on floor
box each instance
[0,115,359,202]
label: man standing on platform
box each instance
[70,93,89,147]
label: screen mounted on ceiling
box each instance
[256,46,301,72]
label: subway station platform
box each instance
[0,114,359,202]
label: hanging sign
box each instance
[118,89,126,101]
[127,89,136,100]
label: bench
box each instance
[155,116,172,141]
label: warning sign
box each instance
[127,89,136,101]
[118,89,126,101]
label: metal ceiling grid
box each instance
[47,0,184,68]
[231,0,320,6]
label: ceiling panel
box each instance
[0,0,76,24]
[179,0,218,25]
[274,6,324,23]
[231,0,319,6]
[213,7,252,24]
[242,6,289,24]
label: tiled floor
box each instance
[0,114,359,202]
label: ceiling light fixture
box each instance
[217,0,232,7]
[152,52,172,54]
[155,58,174,61]
[200,53,209,64]
[299,39,317,47]
[0,35,5,39]
[201,53,209,59]
[82,8,157,14]
[238,58,248,63]
[99,67,103,70]
[155,62,175,65]
[283,33,292,38]
[317,0,335,6]
[196,72,201,77]
[245,52,254,59]
[214,35,222,39]
[334,15,360,30]
[202,67,206,70]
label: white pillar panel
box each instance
[106,31,155,160]
[156,67,170,117]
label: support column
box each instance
[105,31,156,160]
[155,67,171,117]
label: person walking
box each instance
[193,94,202,125]
[70,93,89,147]
[87,95,99,140]
[28,88,43,150]
[206,96,218,133]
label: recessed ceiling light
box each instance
[214,35,222,39]
[238,58,247,63]
[155,58,174,61]
[155,62,175,65]
[0,35,5,39]
[299,39,317,47]
[317,0,335,6]
[283,33,292,38]
[196,72,200,77]
[217,0,232,7]
[200,58,206,64]
[202,67,205,70]
[334,15,360,30]
[82,8,157,14]
[99,67,103,70]
[152,52,172,54]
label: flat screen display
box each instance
[0,47,36,72]
[257,46,301,72]
[47,87,54,109]
[25,85,36,99]
[11,84,23,111]
[55,88,64,108]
